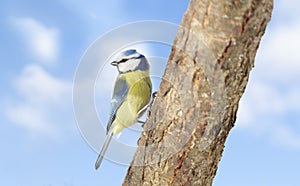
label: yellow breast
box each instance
[111,70,152,135]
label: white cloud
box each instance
[14,65,71,104]
[11,17,60,63]
[235,3,300,149]
[275,0,300,20]
[256,14,300,84]
[238,82,287,125]
[237,81,300,150]
[5,65,72,139]
[5,103,57,137]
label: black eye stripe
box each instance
[119,58,127,63]
[117,55,143,64]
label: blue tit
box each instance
[95,49,152,170]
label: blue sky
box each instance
[1,0,299,186]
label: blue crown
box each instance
[121,49,137,56]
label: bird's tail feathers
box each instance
[95,130,113,170]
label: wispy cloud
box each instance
[14,65,71,104]
[5,103,57,137]
[11,17,60,63]
[236,14,300,150]
[275,0,300,20]
[5,65,72,139]
[257,21,300,84]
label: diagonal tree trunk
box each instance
[123,0,273,185]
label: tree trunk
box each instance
[123,0,273,185]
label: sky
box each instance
[0,0,299,186]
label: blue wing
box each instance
[106,77,129,133]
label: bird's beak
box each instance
[110,61,118,66]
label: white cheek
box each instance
[118,63,127,72]
[118,59,140,72]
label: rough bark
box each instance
[123,0,273,185]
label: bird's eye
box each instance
[119,58,127,63]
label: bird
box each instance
[95,49,152,170]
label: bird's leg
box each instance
[137,120,146,128]
[137,91,157,128]
[147,91,157,117]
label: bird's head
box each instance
[111,49,149,73]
